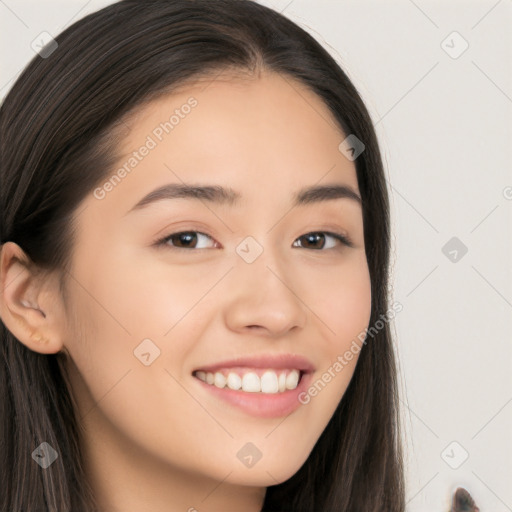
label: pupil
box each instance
[304,233,323,248]
[178,232,196,247]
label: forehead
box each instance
[83,70,360,220]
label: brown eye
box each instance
[157,231,218,250]
[293,232,353,250]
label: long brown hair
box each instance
[0,0,405,510]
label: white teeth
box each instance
[195,368,302,393]
[226,372,242,390]
[214,372,226,388]
[285,369,300,390]
[242,372,260,392]
[278,372,286,392]
[260,370,279,393]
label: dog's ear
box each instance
[451,487,479,512]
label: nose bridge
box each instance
[223,234,307,336]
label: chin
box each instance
[216,451,309,487]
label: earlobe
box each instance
[12,314,50,346]
[0,241,64,355]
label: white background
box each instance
[1,1,511,510]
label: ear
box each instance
[0,241,66,355]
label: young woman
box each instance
[0,0,405,510]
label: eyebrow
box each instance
[126,182,362,214]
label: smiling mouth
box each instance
[192,367,305,393]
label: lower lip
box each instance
[193,372,313,418]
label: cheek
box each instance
[295,254,371,416]
[95,248,220,340]
[62,251,214,415]
[305,254,372,349]
[61,262,209,465]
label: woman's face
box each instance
[62,70,371,490]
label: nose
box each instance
[222,248,308,338]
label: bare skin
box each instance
[0,70,371,512]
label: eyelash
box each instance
[154,230,354,252]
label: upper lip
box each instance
[193,353,315,374]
